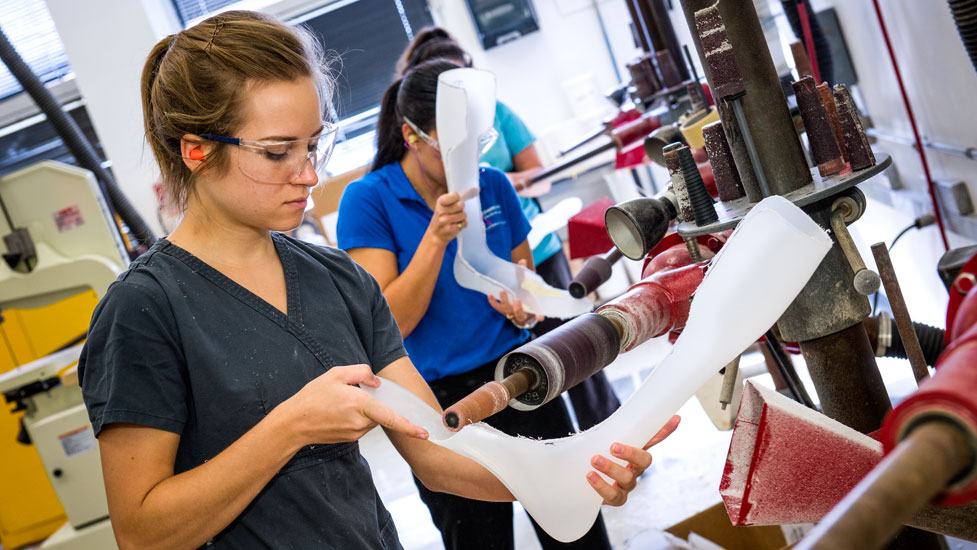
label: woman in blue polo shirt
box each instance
[336,59,613,550]
[395,27,620,431]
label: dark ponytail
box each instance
[372,78,405,171]
[371,59,458,171]
[395,26,456,77]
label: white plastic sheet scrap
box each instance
[366,196,832,543]
[436,68,593,319]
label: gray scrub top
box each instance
[79,233,407,549]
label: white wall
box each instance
[44,0,181,236]
[428,0,639,142]
[814,0,977,246]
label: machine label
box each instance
[53,205,85,232]
[59,426,97,458]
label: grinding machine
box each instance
[527,0,716,197]
[0,161,126,549]
[443,1,977,548]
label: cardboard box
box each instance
[310,165,368,245]
[665,502,806,550]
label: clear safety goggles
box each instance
[404,117,498,155]
[200,123,338,184]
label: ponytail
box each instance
[372,78,406,171]
[395,26,454,77]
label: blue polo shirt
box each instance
[336,162,531,381]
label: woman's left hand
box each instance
[487,260,545,327]
[487,290,543,327]
[587,414,681,506]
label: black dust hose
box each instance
[886,321,946,367]
[0,24,156,250]
[866,314,947,367]
[781,0,834,85]
[949,0,977,74]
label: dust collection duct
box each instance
[0,24,157,251]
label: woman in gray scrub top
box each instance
[77,10,678,550]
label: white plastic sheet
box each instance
[526,197,583,249]
[436,68,592,318]
[368,195,832,542]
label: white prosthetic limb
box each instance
[367,196,832,542]
[436,68,593,319]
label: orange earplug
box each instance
[188,149,205,161]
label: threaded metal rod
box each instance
[676,145,718,226]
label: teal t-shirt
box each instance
[480,101,563,266]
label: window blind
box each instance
[0,0,73,101]
[170,0,240,25]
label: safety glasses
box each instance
[404,117,498,156]
[200,122,338,184]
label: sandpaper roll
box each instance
[627,54,662,100]
[568,249,622,298]
[702,120,745,201]
[597,262,707,352]
[695,4,745,99]
[833,84,876,171]
[494,313,621,411]
[442,370,537,430]
[664,144,695,222]
[612,114,661,149]
[657,50,683,88]
[687,81,708,114]
[817,82,848,162]
[790,40,814,79]
[792,76,844,177]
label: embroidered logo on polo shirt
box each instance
[482,204,507,231]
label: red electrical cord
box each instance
[871,0,950,251]
[797,1,821,83]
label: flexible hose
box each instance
[0,25,156,250]
[949,0,977,74]
[885,321,946,367]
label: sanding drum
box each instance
[444,261,708,428]
[793,76,845,177]
[597,262,707,353]
[494,313,622,412]
[441,313,620,429]
[568,248,624,298]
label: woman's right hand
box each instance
[427,192,468,245]
[278,364,429,445]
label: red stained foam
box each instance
[721,381,883,525]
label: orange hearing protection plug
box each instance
[188,149,205,161]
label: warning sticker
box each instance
[59,426,97,458]
[53,205,85,232]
